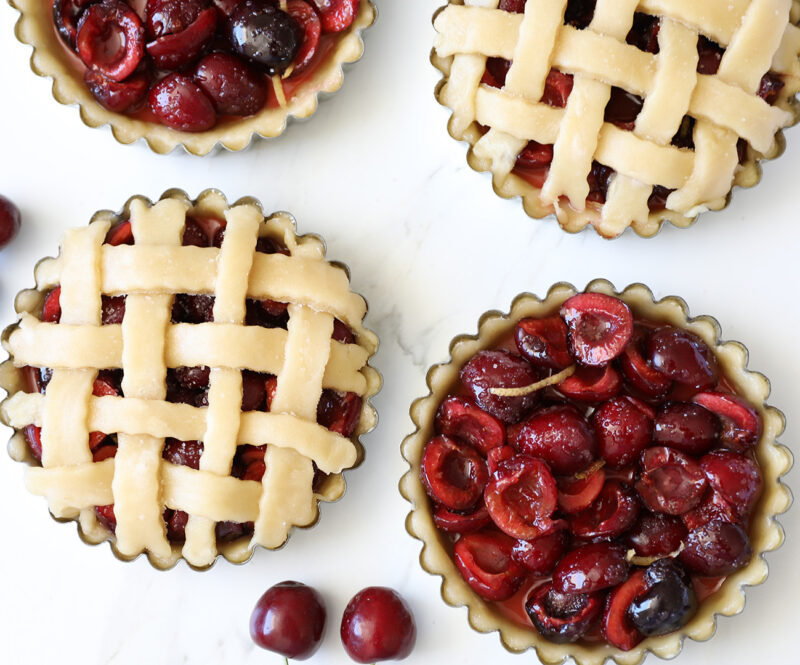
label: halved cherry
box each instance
[420,435,488,511]
[681,489,739,532]
[286,0,321,73]
[653,401,719,456]
[85,69,149,113]
[484,454,559,540]
[100,295,126,324]
[626,513,687,558]
[95,504,117,532]
[679,520,752,576]
[692,391,761,452]
[165,508,189,541]
[460,350,540,423]
[557,465,606,514]
[559,293,633,366]
[106,220,133,245]
[42,286,62,323]
[508,404,595,475]
[700,450,762,521]
[310,0,357,33]
[92,443,117,462]
[435,396,506,455]
[556,364,621,403]
[619,325,672,398]
[76,1,145,82]
[592,396,653,469]
[146,6,218,70]
[317,389,362,437]
[636,447,707,515]
[514,315,571,370]
[486,445,515,474]
[242,459,266,481]
[182,216,225,246]
[149,73,217,132]
[602,569,646,651]
[23,424,43,461]
[433,503,491,534]
[53,0,97,48]
[553,542,629,594]
[541,69,574,108]
[646,327,718,391]
[569,479,639,539]
[145,0,209,38]
[498,0,525,12]
[515,141,553,170]
[525,584,603,644]
[212,0,240,18]
[453,529,525,601]
[163,439,204,469]
[511,530,568,575]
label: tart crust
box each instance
[431,1,800,238]
[10,0,375,154]
[0,188,381,570]
[400,280,792,665]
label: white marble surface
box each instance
[1,2,800,664]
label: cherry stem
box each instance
[575,459,605,480]
[488,364,576,397]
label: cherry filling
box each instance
[52,0,362,130]
[422,292,765,649]
[489,0,788,212]
[23,216,363,545]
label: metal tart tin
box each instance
[8,0,375,155]
[400,279,791,664]
[431,1,800,239]
[0,188,382,570]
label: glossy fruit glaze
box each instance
[50,0,362,131]
[20,216,362,547]
[485,0,787,213]
[420,291,763,651]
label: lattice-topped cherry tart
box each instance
[0,189,380,569]
[401,282,791,664]
[13,0,374,153]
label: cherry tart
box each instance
[401,281,790,664]
[432,0,800,238]
[12,0,374,153]
[0,189,380,569]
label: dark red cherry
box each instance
[619,325,673,398]
[250,581,326,660]
[486,445,515,474]
[697,35,723,75]
[286,0,321,72]
[146,6,218,70]
[511,530,568,575]
[460,350,540,423]
[700,450,762,521]
[602,569,646,651]
[560,293,633,366]
[106,220,133,245]
[514,316,572,370]
[557,364,621,403]
[553,542,629,594]
[569,479,639,540]
[646,327,718,391]
[453,530,525,601]
[433,503,491,534]
[317,389,362,437]
[76,1,144,82]
[215,520,253,542]
[0,195,21,249]
[636,447,707,515]
[629,559,697,637]
[435,396,506,455]
[95,504,117,532]
[310,0,358,33]
[626,12,660,53]
[525,584,603,644]
[227,0,302,75]
[23,425,43,461]
[498,0,526,12]
[680,520,752,576]
[557,466,605,514]
[509,404,596,475]
[53,0,96,48]
[241,369,267,410]
[484,454,559,540]
[162,439,204,469]
[164,508,189,541]
[692,391,761,452]
[541,69,574,107]
[149,73,217,132]
[604,86,643,130]
[212,0,241,18]
[85,69,148,113]
[43,287,62,323]
[420,435,488,511]
[515,140,553,169]
[626,513,687,558]
[758,72,785,104]
[681,489,739,532]
[592,396,654,469]
[194,52,268,116]
[92,443,118,462]
[340,587,416,663]
[653,402,719,456]
[145,0,208,38]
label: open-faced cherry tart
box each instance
[0,189,380,569]
[401,281,791,664]
[12,0,374,153]
[432,0,800,237]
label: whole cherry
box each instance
[340,587,416,663]
[249,580,326,660]
[0,195,21,249]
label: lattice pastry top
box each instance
[0,190,380,569]
[433,0,800,237]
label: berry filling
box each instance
[23,217,362,545]
[422,291,764,649]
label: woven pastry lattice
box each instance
[434,0,800,236]
[1,193,378,568]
